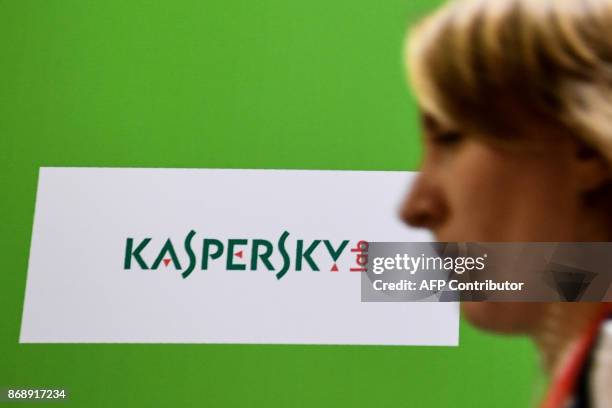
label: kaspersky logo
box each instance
[124,230,369,280]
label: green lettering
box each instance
[124,238,151,269]
[227,239,247,271]
[250,239,274,270]
[151,239,182,269]
[323,240,349,261]
[202,239,224,270]
[296,240,321,271]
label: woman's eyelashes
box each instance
[420,112,463,147]
[431,130,463,146]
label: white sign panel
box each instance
[20,168,458,345]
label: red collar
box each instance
[540,304,612,408]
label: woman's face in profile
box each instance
[400,114,609,333]
[401,114,583,242]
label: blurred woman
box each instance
[402,0,612,406]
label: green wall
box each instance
[0,0,538,406]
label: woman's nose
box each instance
[400,173,446,231]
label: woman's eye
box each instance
[432,131,462,146]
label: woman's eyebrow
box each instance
[420,112,438,134]
[420,111,456,136]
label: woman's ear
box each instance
[574,139,612,194]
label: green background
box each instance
[0,0,539,406]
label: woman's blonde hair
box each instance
[407,0,612,161]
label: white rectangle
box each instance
[20,167,458,345]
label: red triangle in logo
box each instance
[163,258,171,266]
[235,250,243,259]
[331,264,338,272]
